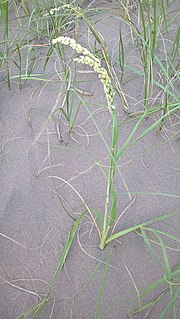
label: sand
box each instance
[0,1,179,318]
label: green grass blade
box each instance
[108,187,117,227]
[20,0,31,15]
[140,228,164,269]
[160,288,180,319]
[95,250,112,319]
[31,210,87,318]
[152,0,158,60]
[106,211,180,244]
[140,267,180,300]
[118,28,124,82]
[116,110,147,161]
[149,229,178,317]
[0,0,10,88]
[125,65,176,97]
[129,291,168,317]
[140,277,166,298]
[96,211,103,230]
[47,210,87,294]
[61,259,103,319]
[118,192,180,199]
[0,0,8,40]
[170,26,180,63]
[127,105,180,151]
[145,228,180,244]
[41,45,54,78]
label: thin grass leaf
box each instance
[96,162,109,182]
[125,65,176,97]
[160,0,168,34]
[127,105,180,151]
[140,267,180,300]
[160,287,180,319]
[70,88,131,203]
[61,259,103,319]
[48,210,87,290]
[16,301,47,319]
[108,187,117,227]
[0,0,8,40]
[106,211,180,245]
[149,229,177,317]
[140,277,166,299]
[170,26,180,63]
[116,110,147,161]
[96,211,103,230]
[95,250,112,319]
[138,0,147,48]
[154,53,179,97]
[59,108,70,122]
[112,114,119,149]
[118,28,124,82]
[31,210,87,318]
[152,0,158,60]
[129,291,168,317]
[20,0,31,15]
[140,228,164,270]
[144,228,180,244]
[0,0,10,88]
[41,45,54,78]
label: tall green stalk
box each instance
[51,35,156,251]
[52,34,180,250]
[0,0,10,88]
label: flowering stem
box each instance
[52,36,117,249]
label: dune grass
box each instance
[51,34,179,252]
[0,0,10,88]
[0,1,179,318]
[129,226,180,318]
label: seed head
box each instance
[52,36,115,113]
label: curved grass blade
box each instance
[147,229,177,317]
[44,210,87,296]
[61,259,103,319]
[129,290,168,317]
[18,210,87,319]
[106,211,180,245]
[160,287,180,319]
[140,267,180,300]
[125,65,176,98]
[116,110,147,161]
[143,228,180,244]
[140,228,164,270]
[126,105,180,152]
[129,267,180,317]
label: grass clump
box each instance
[1,1,179,319]
[129,226,180,318]
[52,35,119,250]
[52,35,179,252]
[0,0,10,88]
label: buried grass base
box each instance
[99,227,110,250]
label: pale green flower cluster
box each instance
[45,4,85,18]
[74,55,115,113]
[52,36,99,64]
[52,36,115,113]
